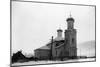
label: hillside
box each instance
[77,40,95,57]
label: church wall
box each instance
[56,45,65,57]
[34,49,50,59]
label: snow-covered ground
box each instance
[12,58,95,66]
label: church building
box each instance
[34,15,77,60]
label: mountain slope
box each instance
[77,40,95,57]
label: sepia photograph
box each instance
[11,0,96,66]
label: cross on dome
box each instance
[66,13,75,22]
[69,12,72,18]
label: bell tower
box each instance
[64,14,77,58]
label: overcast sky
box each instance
[12,1,95,54]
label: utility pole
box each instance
[50,36,53,60]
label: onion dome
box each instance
[66,13,75,22]
[66,17,74,22]
[57,28,63,32]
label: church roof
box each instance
[36,45,50,50]
[46,36,64,45]
[35,39,65,51]
[55,43,64,49]
[54,37,64,41]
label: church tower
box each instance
[64,14,77,58]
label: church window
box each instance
[72,38,74,44]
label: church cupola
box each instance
[66,14,75,29]
[57,28,63,38]
[54,28,64,41]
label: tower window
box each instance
[72,38,74,44]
